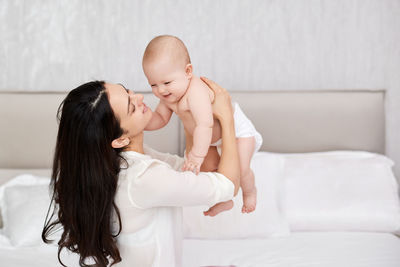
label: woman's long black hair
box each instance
[42,81,125,266]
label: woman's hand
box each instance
[200,76,233,122]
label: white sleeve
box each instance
[143,145,184,171]
[128,162,234,209]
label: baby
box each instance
[142,35,262,215]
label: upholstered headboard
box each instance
[230,90,385,154]
[0,89,385,181]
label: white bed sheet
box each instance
[0,232,399,267]
[183,232,400,267]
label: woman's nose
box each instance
[134,94,144,105]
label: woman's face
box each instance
[106,83,153,139]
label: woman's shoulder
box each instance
[143,145,184,170]
[120,146,174,162]
[120,149,165,169]
[119,146,183,178]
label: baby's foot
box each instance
[203,200,234,217]
[242,187,257,213]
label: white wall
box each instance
[1,0,399,176]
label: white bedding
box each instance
[1,152,399,266]
[0,232,399,267]
[182,232,400,267]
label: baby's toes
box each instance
[242,188,257,213]
[241,205,247,213]
[246,204,256,213]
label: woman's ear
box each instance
[185,64,193,78]
[111,136,130,149]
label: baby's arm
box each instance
[183,80,213,173]
[144,102,173,131]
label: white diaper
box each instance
[211,102,263,155]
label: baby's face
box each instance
[143,58,190,104]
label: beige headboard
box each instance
[230,90,385,154]
[0,92,182,169]
[0,89,385,180]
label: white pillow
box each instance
[283,151,400,233]
[0,174,58,246]
[183,152,290,239]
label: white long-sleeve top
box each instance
[113,145,234,267]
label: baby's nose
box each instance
[158,85,167,93]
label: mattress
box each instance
[0,232,399,267]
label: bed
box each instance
[1,89,399,267]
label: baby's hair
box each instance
[143,35,191,68]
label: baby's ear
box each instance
[185,64,193,78]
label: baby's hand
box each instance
[182,151,204,175]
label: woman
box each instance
[42,77,240,267]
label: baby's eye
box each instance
[150,84,156,87]
[164,81,171,85]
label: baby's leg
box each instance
[202,146,234,217]
[237,136,257,213]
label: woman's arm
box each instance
[128,163,235,209]
[201,77,240,196]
